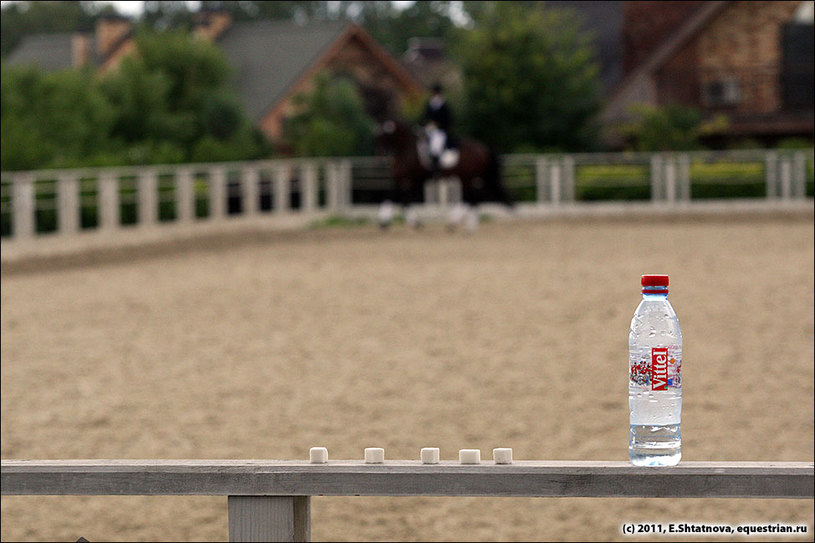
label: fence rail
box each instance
[1,149,812,244]
[2,459,812,541]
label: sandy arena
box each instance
[1,214,813,541]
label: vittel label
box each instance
[651,347,669,390]
[629,346,681,389]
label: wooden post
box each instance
[176,168,195,223]
[228,496,310,543]
[340,160,352,210]
[138,170,158,227]
[301,163,318,212]
[242,167,259,216]
[274,166,289,213]
[678,154,691,202]
[562,156,575,202]
[550,161,561,206]
[780,156,792,200]
[58,173,80,234]
[12,173,35,239]
[535,157,549,204]
[765,151,778,199]
[793,151,806,199]
[210,167,226,220]
[424,181,438,205]
[665,156,677,204]
[98,172,119,231]
[650,154,663,201]
[326,162,339,212]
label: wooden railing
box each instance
[1,150,812,243]
[2,459,812,542]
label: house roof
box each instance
[5,33,75,72]
[216,19,423,122]
[217,20,349,120]
[5,17,424,128]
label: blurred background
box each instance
[1,2,813,541]
[1,0,812,170]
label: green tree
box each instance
[283,72,375,157]
[1,63,116,170]
[98,28,268,162]
[454,2,602,152]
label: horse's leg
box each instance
[400,177,423,229]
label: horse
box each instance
[374,119,513,231]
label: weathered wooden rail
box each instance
[2,459,812,541]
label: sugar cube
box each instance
[459,449,481,464]
[309,447,328,464]
[493,448,513,464]
[364,447,385,464]
[421,447,440,464]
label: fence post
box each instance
[58,173,80,234]
[793,151,806,199]
[228,496,310,542]
[550,159,562,206]
[176,168,195,223]
[138,169,158,227]
[650,154,663,201]
[301,162,318,212]
[12,173,35,239]
[780,155,792,200]
[765,151,778,199]
[424,181,438,205]
[337,160,351,210]
[210,167,227,220]
[665,156,677,204]
[274,165,290,213]
[678,154,691,202]
[242,167,260,216]
[99,171,119,231]
[326,162,339,212]
[562,155,575,202]
[535,156,549,204]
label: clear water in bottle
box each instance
[629,274,682,466]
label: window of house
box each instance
[703,78,742,108]
[781,22,814,110]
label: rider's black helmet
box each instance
[431,82,443,94]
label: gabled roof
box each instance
[216,19,423,122]
[216,20,350,121]
[5,33,75,72]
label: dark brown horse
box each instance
[375,119,512,228]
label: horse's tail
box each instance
[486,147,513,208]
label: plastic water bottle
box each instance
[628,274,682,466]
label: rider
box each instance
[421,82,454,175]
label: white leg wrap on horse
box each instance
[465,208,479,232]
[448,203,467,227]
[406,207,420,228]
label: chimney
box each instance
[194,9,233,41]
[72,34,91,68]
[96,14,132,59]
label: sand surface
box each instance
[2,215,813,541]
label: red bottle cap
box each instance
[641,274,669,287]
[641,274,669,294]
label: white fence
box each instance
[0,149,811,243]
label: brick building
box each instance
[601,1,814,147]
